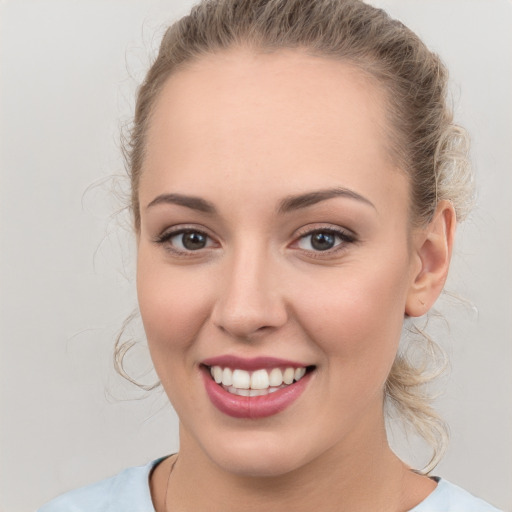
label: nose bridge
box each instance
[212,237,286,338]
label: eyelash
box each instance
[153,225,357,257]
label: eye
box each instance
[296,228,354,252]
[172,231,210,250]
[156,229,215,252]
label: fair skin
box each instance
[136,49,455,511]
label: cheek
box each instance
[295,256,410,378]
[136,249,213,362]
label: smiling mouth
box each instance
[205,365,316,397]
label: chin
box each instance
[216,453,304,478]
[201,431,312,477]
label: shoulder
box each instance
[37,458,165,512]
[411,478,503,512]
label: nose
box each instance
[211,245,288,340]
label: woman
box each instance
[38,0,502,510]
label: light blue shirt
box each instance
[38,458,503,512]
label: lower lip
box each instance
[201,366,313,419]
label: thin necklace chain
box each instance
[164,455,178,512]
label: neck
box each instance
[162,421,429,512]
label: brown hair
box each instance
[120,0,473,472]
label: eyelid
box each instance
[294,223,356,239]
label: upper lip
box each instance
[201,355,312,371]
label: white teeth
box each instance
[222,367,233,386]
[226,385,285,396]
[232,369,251,389]
[250,369,269,390]
[209,365,310,393]
[294,367,306,381]
[212,366,223,384]
[283,367,295,385]
[269,368,283,387]
[249,388,268,397]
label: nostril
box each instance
[255,325,274,333]
[214,320,280,341]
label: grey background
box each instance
[0,1,510,510]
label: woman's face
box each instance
[137,49,422,476]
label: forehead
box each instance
[141,48,405,212]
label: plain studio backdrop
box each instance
[0,1,511,511]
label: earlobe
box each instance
[405,200,456,317]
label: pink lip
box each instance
[200,365,314,419]
[201,355,309,371]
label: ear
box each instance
[405,200,457,317]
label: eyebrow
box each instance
[278,187,376,213]
[146,187,376,215]
[146,193,216,214]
